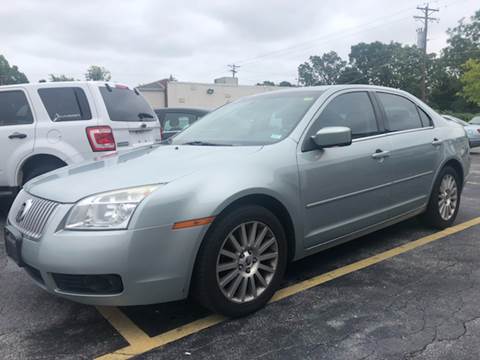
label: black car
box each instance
[154,107,209,140]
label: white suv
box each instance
[0,81,161,196]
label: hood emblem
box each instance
[16,199,33,223]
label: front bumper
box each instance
[7,201,207,306]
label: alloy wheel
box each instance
[216,221,279,303]
[438,174,458,221]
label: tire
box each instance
[192,205,287,317]
[22,162,65,185]
[422,166,461,229]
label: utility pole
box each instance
[414,3,439,101]
[227,64,240,78]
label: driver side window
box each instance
[313,92,379,139]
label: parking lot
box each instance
[0,151,478,359]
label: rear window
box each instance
[100,86,156,122]
[0,90,33,126]
[377,92,423,132]
[38,87,91,121]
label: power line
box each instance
[227,64,240,78]
[414,2,439,101]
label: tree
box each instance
[49,74,75,82]
[298,51,347,86]
[460,59,480,106]
[257,80,275,86]
[336,66,366,84]
[442,10,480,76]
[348,42,425,97]
[85,65,111,81]
[0,55,28,85]
[279,81,293,87]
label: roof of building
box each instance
[136,79,169,91]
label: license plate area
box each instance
[4,227,24,267]
[128,129,155,145]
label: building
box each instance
[137,77,278,110]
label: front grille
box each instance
[52,273,124,295]
[9,192,58,240]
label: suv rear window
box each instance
[38,87,92,121]
[100,86,156,122]
[0,90,33,126]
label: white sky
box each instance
[1,0,478,86]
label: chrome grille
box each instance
[10,193,58,240]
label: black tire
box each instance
[22,162,65,185]
[422,166,461,229]
[192,205,287,317]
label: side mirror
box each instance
[311,126,352,148]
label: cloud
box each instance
[1,0,478,85]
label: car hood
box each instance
[25,145,262,203]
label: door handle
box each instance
[371,149,390,160]
[431,138,443,146]
[8,132,27,139]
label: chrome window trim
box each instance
[352,126,434,143]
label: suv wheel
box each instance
[193,205,287,317]
[22,161,65,185]
[422,166,461,229]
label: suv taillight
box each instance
[86,126,116,152]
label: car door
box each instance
[0,89,35,190]
[297,91,393,249]
[374,91,441,216]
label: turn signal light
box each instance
[172,216,215,230]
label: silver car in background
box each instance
[443,114,480,148]
[5,85,470,317]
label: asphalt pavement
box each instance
[0,151,479,360]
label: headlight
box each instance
[65,185,159,230]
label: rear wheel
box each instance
[192,205,287,317]
[422,166,461,229]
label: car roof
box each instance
[0,81,132,90]
[245,84,418,100]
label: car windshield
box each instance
[171,91,322,146]
[470,117,480,125]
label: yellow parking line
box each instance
[96,307,153,346]
[96,216,480,360]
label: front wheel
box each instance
[192,205,287,317]
[422,166,461,229]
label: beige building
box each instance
[137,77,278,110]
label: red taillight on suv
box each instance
[86,126,116,152]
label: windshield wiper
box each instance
[138,112,154,119]
[182,141,232,146]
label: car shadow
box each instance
[120,217,433,337]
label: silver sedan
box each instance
[5,85,470,317]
